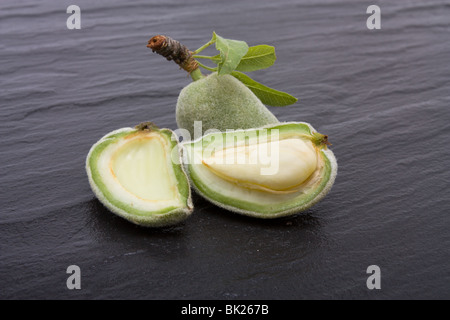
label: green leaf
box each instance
[214,32,249,75]
[231,71,297,106]
[210,45,276,72]
[235,45,276,72]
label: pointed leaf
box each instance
[235,45,276,72]
[231,71,297,106]
[214,32,249,75]
[211,45,276,72]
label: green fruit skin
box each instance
[176,73,279,139]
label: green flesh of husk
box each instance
[86,127,193,227]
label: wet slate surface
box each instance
[1,0,449,299]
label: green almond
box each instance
[176,72,279,137]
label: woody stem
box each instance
[147,35,204,81]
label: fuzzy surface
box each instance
[176,73,279,139]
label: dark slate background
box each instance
[1,0,449,299]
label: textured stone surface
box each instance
[1,0,449,299]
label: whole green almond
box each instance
[176,72,279,138]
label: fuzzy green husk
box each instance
[176,73,279,139]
